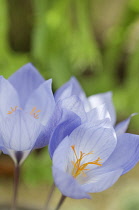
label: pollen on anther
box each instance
[7,106,18,114]
[30,107,41,119]
[71,145,102,178]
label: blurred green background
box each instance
[1,0,139,209]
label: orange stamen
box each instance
[7,106,18,114]
[71,145,102,178]
[30,107,41,119]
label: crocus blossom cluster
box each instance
[0,63,139,203]
[50,76,139,199]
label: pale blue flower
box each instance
[48,97,111,158]
[0,64,55,164]
[54,77,135,135]
[52,122,139,198]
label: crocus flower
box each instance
[49,98,110,158]
[54,77,134,135]
[0,63,55,165]
[52,121,139,198]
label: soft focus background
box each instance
[0,0,139,209]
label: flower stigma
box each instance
[30,107,41,119]
[71,145,102,178]
[7,106,18,114]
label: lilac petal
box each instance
[44,106,76,144]
[0,76,19,119]
[0,110,44,153]
[8,63,45,108]
[33,122,54,149]
[88,91,116,125]
[54,81,73,102]
[49,110,81,158]
[52,166,90,199]
[25,79,55,125]
[88,118,113,129]
[54,77,88,107]
[46,105,82,148]
[32,130,49,149]
[52,123,117,173]
[86,104,111,123]
[82,169,123,193]
[52,136,70,171]
[69,124,117,166]
[115,114,137,136]
[57,95,87,123]
[98,133,139,175]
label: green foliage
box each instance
[22,149,52,186]
[32,0,102,87]
[0,0,30,79]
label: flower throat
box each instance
[7,106,41,119]
[71,145,102,178]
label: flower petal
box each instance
[82,169,123,193]
[68,123,117,166]
[0,110,44,152]
[54,77,88,108]
[54,81,73,102]
[86,104,111,123]
[25,79,55,125]
[52,166,90,199]
[57,95,87,123]
[97,133,139,175]
[49,110,81,158]
[8,63,45,108]
[32,125,50,149]
[52,136,70,171]
[0,76,19,119]
[88,91,116,125]
[52,122,117,173]
[115,114,137,136]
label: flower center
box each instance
[30,107,41,119]
[7,106,18,114]
[71,145,102,178]
[7,106,41,119]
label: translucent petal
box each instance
[8,63,45,108]
[0,76,19,119]
[82,169,123,193]
[52,166,90,199]
[0,110,44,152]
[57,95,87,123]
[53,123,117,173]
[115,113,137,136]
[55,77,88,107]
[25,79,55,125]
[69,124,117,167]
[49,110,81,158]
[86,104,111,123]
[88,91,116,125]
[97,133,139,175]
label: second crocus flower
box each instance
[52,121,139,199]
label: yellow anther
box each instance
[30,107,41,119]
[7,106,18,114]
[71,145,102,178]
